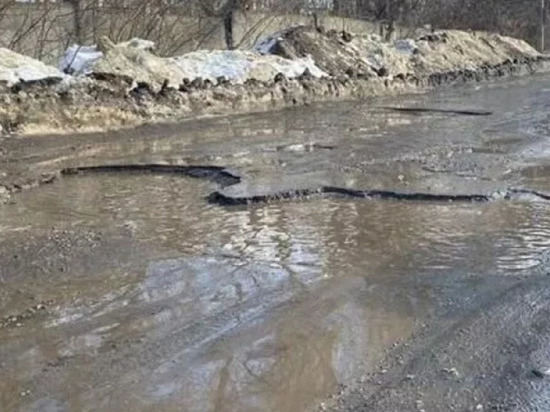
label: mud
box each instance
[4,75,550,412]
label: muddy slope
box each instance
[0,26,547,136]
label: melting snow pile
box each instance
[1,25,546,136]
[253,26,541,79]
[0,48,64,86]
[60,36,326,89]
[1,26,542,95]
[59,38,155,75]
[59,27,540,91]
[169,50,324,83]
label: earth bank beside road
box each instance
[0,26,546,137]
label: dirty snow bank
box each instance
[255,26,541,79]
[0,26,546,136]
[0,48,64,86]
[61,36,325,89]
[59,38,156,75]
[170,51,324,84]
[60,27,540,90]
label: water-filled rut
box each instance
[62,164,550,206]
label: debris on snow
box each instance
[255,32,282,55]
[59,38,154,75]
[117,38,155,51]
[58,35,325,89]
[255,26,541,79]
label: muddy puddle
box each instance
[4,75,550,411]
[3,173,550,411]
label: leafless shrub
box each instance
[0,1,76,62]
[0,0,545,65]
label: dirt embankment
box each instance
[0,26,547,136]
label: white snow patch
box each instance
[362,50,386,71]
[394,39,418,55]
[268,54,325,79]
[0,48,64,86]
[60,39,155,75]
[59,45,103,75]
[60,38,326,84]
[170,51,254,82]
[169,50,325,84]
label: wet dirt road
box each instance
[3,75,550,412]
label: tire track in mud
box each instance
[61,164,550,207]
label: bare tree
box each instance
[0,0,546,64]
[223,0,238,49]
[199,0,254,49]
[67,0,84,44]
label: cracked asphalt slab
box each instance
[3,75,550,411]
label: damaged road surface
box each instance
[4,75,550,412]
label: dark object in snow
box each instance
[341,31,353,43]
[382,106,493,116]
[376,67,389,77]
[274,73,287,83]
[531,369,546,378]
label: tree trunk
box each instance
[541,0,546,51]
[333,0,344,15]
[313,12,319,30]
[223,0,237,50]
[223,9,234,49]
[70,0,85,44]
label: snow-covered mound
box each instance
[0,48,64,86]
[61,36,326,89]
[169,50,324,83]
[59,38,155,75]
[254,26,541,78]
[1,26,546,136]
[59,27,539,91]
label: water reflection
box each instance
[3,171,550,411]
[136,272,426,412]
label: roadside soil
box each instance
[1,27,547,137]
